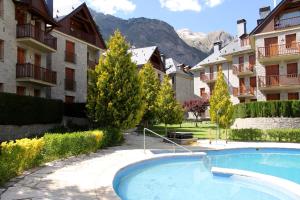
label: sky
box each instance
[53,0,278,35]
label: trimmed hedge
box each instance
[233,101,300,119]
[0,129,123,185]
[230,129,300,143]
[64,103,87,118]
[0,93,63,125]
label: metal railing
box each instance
[233,64,254,75]
[275,16,300,30]
[257,42,300,59]
[143,128,193,154]
[200,73,217,82]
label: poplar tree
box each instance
[139,62,160,127]
[156,76,184,134]
[87,31,145,130]
[209,67,233,135]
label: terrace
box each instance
[200,73,217,83]
[258,74,300,91]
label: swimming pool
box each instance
[113,148,300,200]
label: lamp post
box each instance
[216,109,222,144]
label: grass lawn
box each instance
[149,122,227,140]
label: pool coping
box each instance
[212,167,300,199]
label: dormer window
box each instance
[275,10,300,29]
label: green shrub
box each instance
[0,138,44,185]
[266,129,300,143]
[101,128,124,148]
[230,129,264,141]
[233,101,300,119]
[42,130,104,161]
[0,93,63,125]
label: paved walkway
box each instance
[0,133,207,200]
[2,133,300,200]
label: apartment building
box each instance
[0,0,106,103]
[0,0,59,97]
[166,58,194,103]
[193,0,300,106]
[129,46,166,81]
[252,0,300,101]
[52,3,106,103]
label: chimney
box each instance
[237,19,247,37]
[46,0,54,17]
[213,41,222,53]
[259,6,271,20]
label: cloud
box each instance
[53,0,136,16]
[159,0,202,12]
[204,0,224,7]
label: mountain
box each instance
[177,29,233,54]
[92,12,208,66]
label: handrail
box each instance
[143,128,193,154]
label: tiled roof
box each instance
[192,48,226,70]
[166,58,193,77]
[220,37,253,56]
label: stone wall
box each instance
[232,118,300,130]
[0,123,61,142]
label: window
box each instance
[65,96,75,103]
[0,40,3,61]
[249,54,255,70]
[286,34,296,49]
[17,86,25,96]
[287,63,298,76]
[239,56,244,70]
[0,83,3,92]
[267,93,280,101]
[34,89,40,97]
[288,93,299,100]
[200,88,205,97]
[65,67,75,91]
[65,41,76,63]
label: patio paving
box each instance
[2,133,300,200]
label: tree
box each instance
[209,67,234,139]
[139,62,160,127]
[183,98,209,127]
[87,30,145,130]
[156,76,184,135]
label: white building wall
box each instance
[0,0,17,93]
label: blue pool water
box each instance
[206,148,300,184]
[113,148,300,200]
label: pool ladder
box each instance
[143,128,193,154]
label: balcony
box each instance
[233,64,255,77]
[88,59,98,70]
[16,63,57,86]
[258,74,300,91]
[275,16,300,30]
[200,73,217,84]
[257,42,300,63]
[69,29,96,47]
[65,79,76,91]
[65,51,76,64]
[234,87,256,98]
[16,24,57,52]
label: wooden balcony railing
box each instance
[233,87,256,97]
[258,74,300,87]
[200,73,217,82]
[65,79,76,91]
[69,29,96,46]
[257,42,300,59]
[16,24,57,50]
[16,63,57,84]
[65,51,76,64]
[233,64,254,75]
[275,16,300,30]
[87,59,98,69]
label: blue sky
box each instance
[54,0,278,35]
